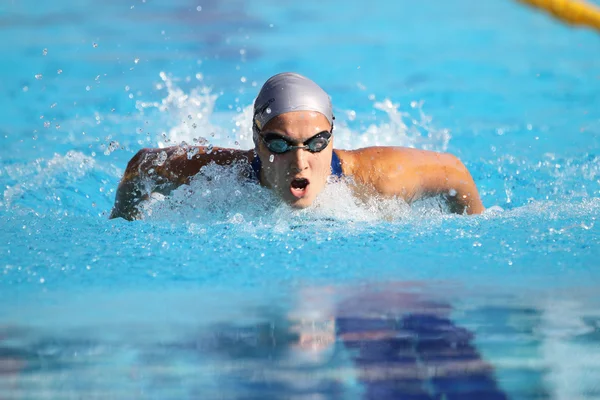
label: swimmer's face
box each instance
[256,111,333,208]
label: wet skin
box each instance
[110,111,484,220]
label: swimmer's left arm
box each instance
[345,147,485,215]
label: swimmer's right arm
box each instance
[109,146,251,220]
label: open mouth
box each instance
[290,178,310,198]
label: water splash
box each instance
[2,151,118,215]
[135,72,225,149]
[135,73,450,152]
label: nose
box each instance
[289,148,309,173]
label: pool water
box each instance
[1,0,599,398]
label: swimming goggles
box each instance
[260,131,332,154]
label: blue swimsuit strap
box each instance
[251,150,343,181]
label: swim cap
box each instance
[253,72,334,133]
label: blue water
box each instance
[1,0,600,398]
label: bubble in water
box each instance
[57,69,63,74]
[42,48,48,56]
[448,188,457,197]
[196,5,202,11]
[93,42,98,48]
[240,76,247,83]
[44,122,50,128]
[269,154,274,162]
[206,144,214,154]
[266,107,272,114]
[134,58,140,64]
[35,74,43,80]
[86,86,91,91]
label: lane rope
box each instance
[518,0,600,32]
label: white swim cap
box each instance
[253,72,334,134]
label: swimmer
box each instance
[110,72,484,220]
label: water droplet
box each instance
[35,74,43,80]
[42,48,48,56]
[266,107,271,114]
[188,114,192,120]
[240,76,247,83]
[187,146,199,160]
[206,144,214,154]
[196,5,202,11]
[195,73,203,80]
[85,86,91,91]
[269,154,274,162]
[448,188,457,197]
[125,85,130,91]
[192,123,197,129]
[134,57,140,64]
[234,141,239,146]
[154,151,168,166]
[93,42,98,48]
[57,69,63,74]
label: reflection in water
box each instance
[0,286,557,399]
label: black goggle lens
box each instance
[262,132,331,154]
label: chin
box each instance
[287,196,315,209]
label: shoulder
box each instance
[335,146,463,195]
[337,147,461,171]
